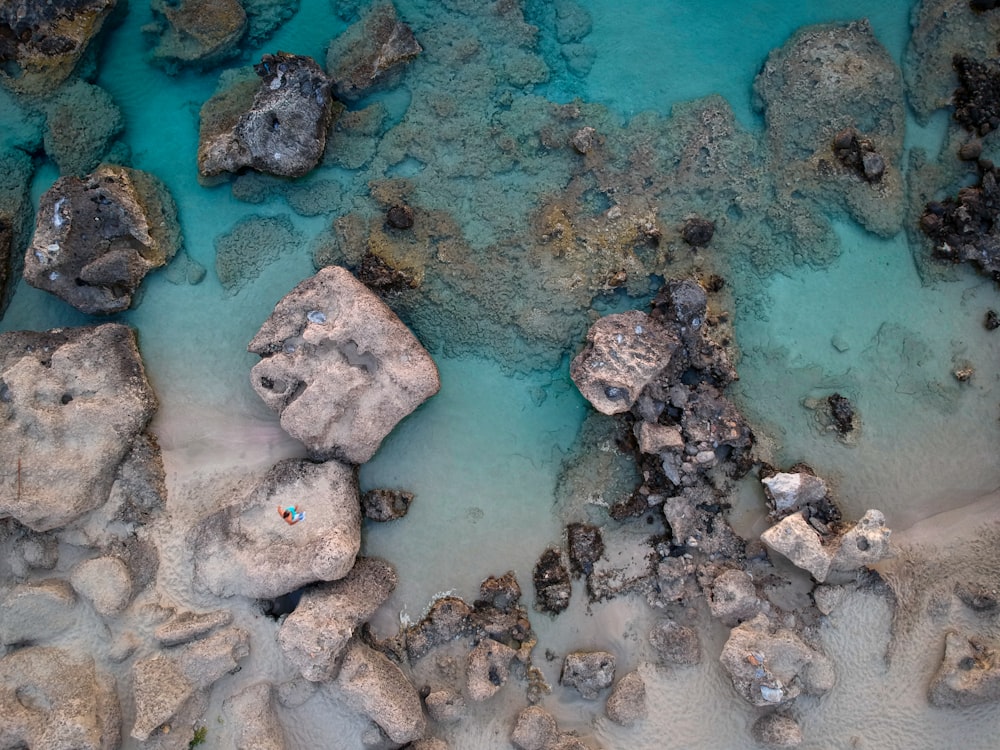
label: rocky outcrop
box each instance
[605,669,647,725]
[533,547,571,615]
[192,458,361,598]
[145,0,247,71]
[69,555,132,616]
[198,52,335,180]
[510,705,596,750]
[325,2,422,101]
[24,165,182,315]
[361,487,414,521]
[466,638,517,701]
[223,682,288,750]
[0,0,118,96]
[248,265,440,464]
[0,324,158,531]
[560,650,616,700]
[277,557,397,681]
[0,646,121,750]
[928,630,1000,707]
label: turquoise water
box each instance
[2,0,1000,748]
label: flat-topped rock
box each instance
[0,324,157,532]
[249,266,440,464]
[24,164,181,315]
[146,0,247,70]
[193,457,361,598]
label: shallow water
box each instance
[2,0,1000,748]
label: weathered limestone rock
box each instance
[605,670,647,726]
[648,618,701,667]
[223,682,288,750]
[829,509,892,576]
[70,555,132,616]
[634,421,684,455]
[760,512,834,582]
[533,547,571,615]
[332,639,426,744]
[0,646,121,750]
[0,579,78,645]
[566,522,604,577]
[24,165,181,314]
[0,0,118,96]
[404,596,473,661]
[928,630,1000,708]
[511,705,558,750]
[193,458,361,599]
[761,472,831,517]
[146,0,247,70]
[198,52,334,180]
[325,2,422,101]
[0,324,157,531]
[707,568,761,627]
[154,608,233,647]
[570,310,680,415]
[248,266,440,464]
[560,650,616,700]
[361,487,413,521]
[466,638,517,701]
[424,688,465,724]
[751,713,803,748]
[277,557,397,681]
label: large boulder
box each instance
[325,2,422,101]
[145,0,247,70]
[928,630,1000,708]
[0,0,118,96]
[248,266,440,464]
[570,310,680,415]
[24,165,182,314]
[198,52,335,180]
[0,646,121,750]
[277,556,397,681]
[0,324,158,531]
[192,458,361,599]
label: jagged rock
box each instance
[478,571,522,611]
[760,511,834,582]
[325,2,422,101]
[466,638,517,701]
[332,639,426,744]
[404,596,473,661]
[560,650,616,700]
[146,0,248,70]
[955,581,1000,613]
[827,393,856,435]
[361,488,414,521]
[681,216,715,247]
[761,471,832,518]
[424,688,465,724]
[663,486,745,558]
[248,266,440,464]
[386,203,414,229]
[751,713,803,748]
[828,509,892,577]
[634,421,684,455]
[0,646,121,750]
[985,309,999,330]
[24,165,181,315]
[707,568,761,627]
[154,608,234,647]
[928,630,1000,707]
[278,557,397,681]
[831,127,886,182]
[192,458,361,599]
[198,52,335,180]
[605,670,647,725]
[511,705,558,750]
[223,682,288,750]
[570,310,680,415]
[570,126,597,154]
[70,555,132,616]
[566,522,604,577]
[0,579,78,645]
[719,614,834,707]
[533,547,571,615]
[0,0,118,96]
[648,618,701,667]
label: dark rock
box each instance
[985,309,999,330]
[955,581,1000,613]
[827,392,855,435]
[404,596,474,661]
[362,488,414,521]
[681,217,715,247]
[959,139,983,161]
[561,650,616,700]
[478,571,521,612]
[831,127,886,183]
[952,55,1000,135]
[355,251,418,297]
[533,547,571,615]
[567,522,605,577]
[570,126,597,154]
[387,203,414,229]
[928,630,1000,708]
[971,0,1000,10]
[648,618,701,666]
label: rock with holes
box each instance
[466,638,517,701]
[248,266,440,464]
[0,324,157,532]
[192,457,361,599]
[0,646,121,750]
[928,630,1000,708]
[560,650,616,700]
[24,165,181,315]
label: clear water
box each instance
[2,0,1000,748]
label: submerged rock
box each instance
[70,555,132,617]
[560,650,616,700]
[928,630,1000,707]
[361,487,414,521]
[533,547,572,615]
[648,618,702,667]
[466,638,517,701]
[707,568,761,627]
[145,0,248,71]
[154,608,233,647]
[511,705,558,750]
[566,522,604,577]
[605,670,647,726]
[248,266,440,464]
[751,713,803,748]
[680,216,715,247]
[0,324,158,532]
[0,579,78,645]
[24,165,181,315]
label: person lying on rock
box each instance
[278,505,305,525]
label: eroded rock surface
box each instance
[928,630,1000,708]
[560,650,616,700]
[145,0,247,70]
[605,669,647,726]
[223,682,288,750]
[249,265,440,464]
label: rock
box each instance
[42,80,124,176]
[760,511,834,582]
[533,547,571,615]
[928,630,1000,707]
[954,581,1000,613]
[146,0,248,70]
[424,688,465,724]
[831,127,887,183]
[361,488,414,521]
[648,618,701,667]
[248,266,440,464]
[566,522,604,577]
[332,639,426,744]
[466,638,517,701]
[605,669,647,725]
[325,2,422,101]
[953,363,974,382]
[0,646,121,750]
[198,52,335,180]
[154,608,234,647]
[404,596,473,661]
[386,203,414,229]
[560,650,616,700]
[0,0,118,96]
[681,216,715,247]
[9,528,58,576]
[0,579,78,645]
[70,555,132,616]
[751,713,803,748]
[634,421,684,455]
[570,126,597,154]
[719,614,834,707]
[223,682,288,750]
[761,471,832,517]
[275,676,318,708]
[569,310,680,415]
[478,570,522,612]
[24,165,181,315]
[952,55,1000,135]
[828,509,892,577]
[278,557,398,681]
[511,705,558,750]
[707,568,761,627]
[827,393,855,435]
[192,458,361,599]
[985,309,999,330]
